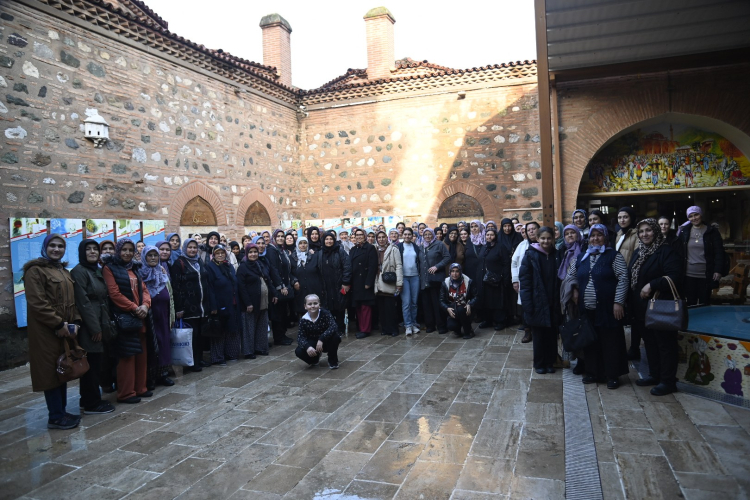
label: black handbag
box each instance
[203,316,223,338]
[382,271,397,284]
[115,313,143,334]
[645,276,688,331]
[483,270,501,287]
[559,313,597,352]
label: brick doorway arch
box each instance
[168,181,228,230]
[428,180,500,224]
[235,189,278,230]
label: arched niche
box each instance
[438,192,485,221]
[244,201,272,226]
[180,196,217,226]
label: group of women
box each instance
[25,205,725,429]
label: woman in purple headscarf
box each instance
[469,220,486,246]
[139,244,174,386]
[677,205,726,306]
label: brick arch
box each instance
[168,181,228,229]
[559,74,750,219]
[235,189,278,227]
[427,180,500,224]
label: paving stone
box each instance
[396,461,462,499]
[356,440,424,484]
[335,420,397,453]
[616,453,682,499]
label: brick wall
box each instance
[261,24,292,87]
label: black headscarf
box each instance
[205,231,221,255]
[322,231,339,255]
[616,207,637,233]
[498,218,521,252]
[306,226,322,251]
[446,225,460,263]
[78,238,100,271]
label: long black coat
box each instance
[461,241,483,283]
[628,244,683,325]
[292,251,325,313]
[170,256,210,319]
[477,242,510,310]
[349,242,378,305]
[236,259,277,312]
[420,241,451,289]
[319,244,352,312]
[206,261,239,334]
[677,224,725,287]
[519,246,561,328]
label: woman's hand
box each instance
[135,305,148,319]
[428,266,438,274]
[396,286,402,293]
[513,282,520,292]
[343,285,351,292]
[307,346,318,357]
[176,311,184,319]
[613,303,624,320]
[272,297,278,304]
[246,305,254,313]
[92,332,102,342]
[465,304,471,316]
[640,283,652,299]
[316,340,324,354]
[56,322,69,338]
[211,310,218,316]
[280,287,288,296]
[294,282,300,291]
[713,272,721,281]
[447,307,456,318]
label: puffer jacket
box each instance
[375,245,403,295]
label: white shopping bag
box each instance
[170,319,194,367]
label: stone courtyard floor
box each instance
[1,326,750,500]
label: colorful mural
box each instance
[678,333,750,401]
[580,123,750,193]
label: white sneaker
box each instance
[405,326,413,336]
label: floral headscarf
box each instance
[139,245,168,297]
[630,218,665,290]
[114,238,136,270]
[470,220,485,246]
[557,224,582,280]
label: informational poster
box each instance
[343,218,361,232]
[365,217,383,230]
[85,219,114,244]
[143,220,166,246]
[281,220,305,238]
[116,219,142,241]
[51,219,84,270]
[10,218,48,328]
[384,215,403,228]
[324,218,343,234]
[306,219,325,230]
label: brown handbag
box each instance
[644,276,689,332]
[56,337,90,383]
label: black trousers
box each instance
[447,306,473,337]
[583,311,629,380]
[271,301,291,343]
[190,319,206,364]
[480,307,505,328]
[295,335,340,366]
[80,352,103,409]
[377,295,398,335]
[100,339,117,390]
[422,285,445,330]
[532,326,558,369]
[331,309,346,335]
[685,276,711,307]
[640,323,678,385]
[504,282,518,325]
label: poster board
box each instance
[143,220,166,246]
[384,215,403,228]
[10,218,48,328]
[324,218,343,234]
[116,219,142,241]
[85,219,114,244]
[51,219,84,270]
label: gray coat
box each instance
[70,264,112,353]
[420,241,451,289]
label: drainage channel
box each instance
[563,366,603,500]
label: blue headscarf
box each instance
[139,245,169,297]
[166,232,182,264]
[581,224,608,260]
[252,235,267,256]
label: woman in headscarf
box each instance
[444,225,465,273]
[440,263,478,339]
[374,230,403,337]
[477,228,510,331]
[171,238,211,372]
[566,224,629,389]
[629,218,682,396]
[71,239,116,414]
[485,221,498,233]
[459,227,482,287]
[512,222,539,343]
[615,207,638,265]
[558,224,585,374]
[228,241,241,270]
[139,245,175,386]
[267,230,296,346]
[205,244,240,365]
[319,231,351,334]
[199,231,222,267]
[166,233,182,265]
[102,238,152,403]
[24,234,83,428]
[469,220,486,246]
[420,228,451,334]
[292,237,325,317]
[677,205,726,307]
[366,230,376,245]
[434,226,444,242]
[498,219,522,325]
[554,222,565,251]
[306,226,322,253]
[349,228,379,338]
[237,243,278,358]
[572,209,589,238]
[388,228,400,245]
[588,209,615,248]
[519,227,561,374]
[156,240,172,276]
[134,241,146,263]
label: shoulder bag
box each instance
[559,312,597,352]
[645,276,688,331]
[483,271,501,287]
[56,337,90,382]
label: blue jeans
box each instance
[44,383,67,421]
[401,275,420,328]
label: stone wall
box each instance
[0,3,301,367]
[299,83,543,224]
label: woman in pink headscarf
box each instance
[676,206,726,306]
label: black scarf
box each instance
[78,238,100,271]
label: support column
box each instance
[534,0,555,227]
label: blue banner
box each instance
[51,219,84,270]
[10,218,48,328]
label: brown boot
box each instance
[521,329,532,343]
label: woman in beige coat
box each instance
[374,230,403,337]
[23,233,82,430]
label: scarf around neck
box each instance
[630,218,665,290]
[139,245,169,297]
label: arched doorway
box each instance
[438,192,485,223]
[244,201,272,232]
[180,196,217,240]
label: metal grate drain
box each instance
[563,366,604,500]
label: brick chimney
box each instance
[259,14,292,87]
[364,7,395,80]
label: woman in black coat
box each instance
[519,227,561,374]
[236,243,278,358]
[498,218,523,326]
[629,218,683,396]
[265,231,296,346]
[420,228,451,334]
[677,206,725,306]
[459,228,482,285]
[319,231,352,334]
[170,238,211,372]
[292,237,325,317]
[477,228,510,331]
[348,228,378,338]
[206,245,240,365]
